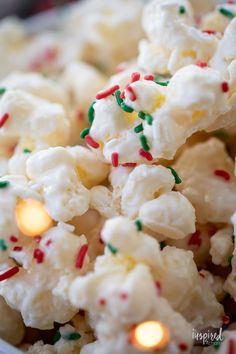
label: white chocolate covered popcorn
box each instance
[175,138,236,224]
[202,4,236,34]
[138,0,218,75]
[210,226,234,267]
[0,224,89,329]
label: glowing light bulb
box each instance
[15,199,53,237]
[130,321,170,351]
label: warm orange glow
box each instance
[15,199,53,237]
[130,321,170,351]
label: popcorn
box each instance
[175,138,236,223]
[138,0,218,75]
[210,226,234,267]
[0,295,25,345]
[0,224,89,329]
[201,4,236,34]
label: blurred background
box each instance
[0,0,78,19]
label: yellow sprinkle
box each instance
[181,50,197,59]
[125,111,137,125]
[153,94,166,110]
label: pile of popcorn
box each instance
[1,0,236,353]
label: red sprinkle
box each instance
[122,163,137,167]
[188,230,202,248]
[13,246,22,252]
[111,152,119,167]
[214,169,230,181]
[227,0,234,3]
[85,135,100,149]
[126,85,137,101]
[144,74,155,81]
[75,244,88,269]
[98,298,106,306]
[222,314,230,325]
[0,266,19,281]
[120,292,129,300]
[155,281,161,295]
[33,248,44,264]
[34,235,42,243]
[96,85,120,100]
[179,343,188,351]
[196,60,208,68]
[139,148,153,161]
[45,239,52,247]
[9,235,18,243]
[0,113,9,128]
[222,81,229,93]
[131,72,141,83]
[228,339,235,354]
[202,29,216,35]
[120,90,125,99]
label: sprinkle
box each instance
[160,241,167,250]
[75,244,88,269]
[13,246,22,252]
[155,281,161,295]
[140,135,150,151]
[222,81,229,93]
[196,60,208,68]
[34,235,42,243]
[23,148,32,154]
[219,7,235,19]
[115,90,134,113]
[85,135,100,149]
[120,292,129,300]
[96,85,120,100]
[213,340,222,350]
[188,230,202,248]
[202,29,216,35]
[131,72,141,83]
[0,180,10,189]
[155,80,170,87]
[33,248,44,264]
[139,148,153,161]
[179,5,186,14]
[0,266,19,281]
[145,114,153,125]
[144,74,154,81]
[228,255,233,265]
[88,101,95,124]
[115,90,123,106]
[228,338,235,354]
[126,85,137,101]
[134,219,143,232]
[222,314,230,324]
[99,298,106,306]
[214,169,230,181]
[64,332,81,341]
[9,235,18,243]
[0,239,7,251]
[121,101,134,113]
[179,343,188,351]
[0,113,9,128]
[120,90,125,99]
[122,163,137,167]
[138,111,146,120]
[53,331,61,343]
[46,239,52,247]
[134,123,143,133]
[167,166,182,184]
[80,128,90,139]
[0,88,6,95]
[107,243,118,255]
[111,152,119,167]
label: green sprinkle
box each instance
[64,332,81,341]
[213,341,221,350]
[0,181,10,189]
[155,80,170,87]
[134,123,143,133]
[107,243,118,255]
[115,90,134,113]
[228,255,233,265]
[160,241,167,250]
[138,111,146,120]
[0,239,8,251]
[167,166,182,184]
[80,127,90,139]
[53,331,61,343]
[140,135,150,151]
[135,219,143,232]
[219,7,235,19]
[23,148,31,154]
[88,101,95,124]
[0,88,6,95]
[145,114,153,125]
[232,235,235,244]
[179,5,186,14]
